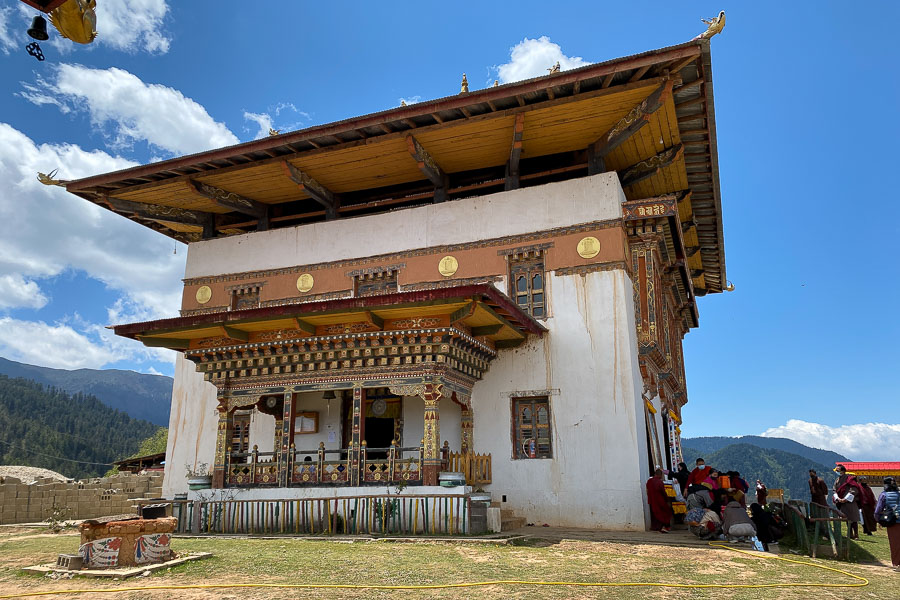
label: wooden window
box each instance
[512,397,552,459]
[509,255,546,318]
[355,270,398,297]
[229,284,262,310]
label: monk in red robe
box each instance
[687,458,711,487]
[647,468,673,533]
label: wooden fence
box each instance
[153,494,470,536]
[446,452,492,485]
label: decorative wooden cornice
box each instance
[189,180,269,229]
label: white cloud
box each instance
[399,95,422,106]
[0,7,16,55]
[243,111,274,140]
[0,122,185,370]
[495,36,591,84]
[94,0,170,54]
[0,317,125,369]
[0,274,49,310]
[761,419,900,462]
[21,64,239,155]
[17,80,71,114]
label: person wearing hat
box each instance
[874,477,900,569]
[833,465,862,540]
[858,476,878,536]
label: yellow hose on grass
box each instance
[0,541,868,598]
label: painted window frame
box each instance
[511,396,553,459]
[508,256,546,318]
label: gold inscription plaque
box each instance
[296,273,314,293]
[195,286,212,304]
[577,236,601,259]
[438,256,459,277]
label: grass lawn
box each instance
[0,526,896,599]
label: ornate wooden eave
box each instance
[114,283,544,352]
[59,39,725,296]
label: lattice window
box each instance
[228,283,263,310]
[354,269,399,297]
[512,397,552,459]
[508,251,546,318]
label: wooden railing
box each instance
[446,451,492,485]
[153,494,470,536]
[228,441,424,487]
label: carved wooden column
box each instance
[460,408,473,454]
[349,385,365,486]
[278,390,294,487]
[421,383,443,486]
[212,393,232,489]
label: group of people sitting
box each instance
[666,458,785,549]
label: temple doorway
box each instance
[364,417,395,457]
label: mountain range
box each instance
[0,375,160,479]
[0,356,173,426]
[681,436,847,502]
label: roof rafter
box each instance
[406,135,449,202]
[189,180,269,230]
[618,143,684,188]
[587,79,674,175]
[505,113,526,191]
[280,160,338,219]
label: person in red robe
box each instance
[647,468,673,533]
[687,458,711,487]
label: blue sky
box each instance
[0,2,898,459]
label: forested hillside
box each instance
[0,357,173,426]
[0,375,158,479]
[682,435,849,466]
[681,443,838,502]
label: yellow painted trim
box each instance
[645,400,657,414]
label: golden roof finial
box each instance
[460,73,469,94]
[493,80,499,87]
[400,99,407,106]
[268,128,281,136]
[37,169,68,187]
[699,10,726,40]
[548,61,560,74]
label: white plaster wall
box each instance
[162,355,219,498]
[185,173,623,278]
[399,397,460,451]
[473,269,649,530]
[292,392,342,454]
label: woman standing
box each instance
[874,477,900,570]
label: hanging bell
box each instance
[27,16,49,41]
[322,390,336,400]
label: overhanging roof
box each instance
[60,39,725,293]
[113,284,545,351]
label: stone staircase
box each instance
[492,502,526,531]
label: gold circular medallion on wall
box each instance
[438,255,459,277]
[195,285,212,304]
[296,273,314,293]
[576,236,601,259]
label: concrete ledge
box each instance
[22,552,211,579]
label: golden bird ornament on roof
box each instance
[49,0,98,45]
[698,10,725,40]
[37,169,68,186]
[268,128,280,136]
[460,73,469,94]
[548,61,560,74]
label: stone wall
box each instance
[0,472,163,525]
